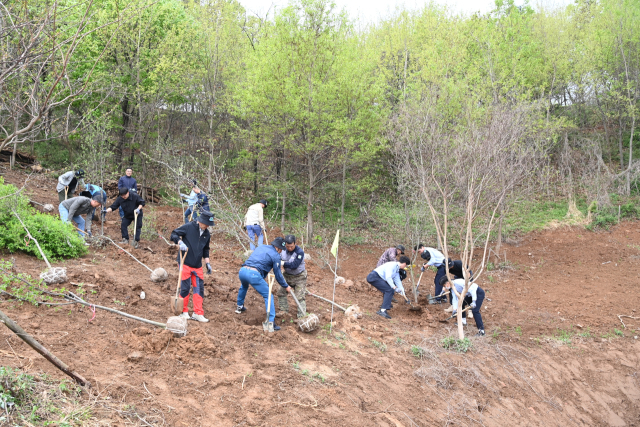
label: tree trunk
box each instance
[281,191,286,231]
[340,152,347,233]
[307,160,314,242]
[116,97,130,168]
[626,115,636,195]
[619,116,625,170]
[253,157,258,195]
[494,211,503,263]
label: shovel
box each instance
[263,229,268,245]
[171,249,188,315]
[439,306,471,323]
[428,291,450,305]
[290,290,320,332]
[263,274,275,332]
[398,291,422,312]
[306,290,347,311]
[133,211,138,244]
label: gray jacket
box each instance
[56,171,85,193]
[60,197,93,233]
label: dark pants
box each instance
[461,288,485,330]
[121,212,143,241]
[367,271,394,310]
[184,206,194,223]
[434,265,447,301]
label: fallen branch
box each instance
[0,308,90,386]
[12,210,51,269]
[617,314,640,329]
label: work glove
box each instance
[394,287,402,294]
[421,263,427,272]
[470,301,476,309]
[134,208,141,215]
[206,263,212,275]
[178,241,188,252]
[180,193,188,198]
[86,231,92,237]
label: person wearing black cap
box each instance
[244,199,267,250]
[58,194,104,238]
[170,211,214,323]
[277,235,307,318]
[367,255,411,319]
[376,245,405,267]
[419,246,446,301]
[439,275,486,336]
[443,258,473,313]
[236,237,291,331]
[104,188,146,248]
[56,169,85,202]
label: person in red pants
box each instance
[170,211,214,322]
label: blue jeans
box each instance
[237,267,275,322]
[184,206,194,224]
[246,225,263,250]
[59,205,85,237]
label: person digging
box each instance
[277,235,307,319]
[236,237,291,331]
[419,245,446,301]
[104,188,145,248]
[377,244,405,267]
[56,169,85,202]
[443,258,473,313]
[170,211,214,323]
[439,276,486,336]
[58,194,104,239]
[366,256,410,319]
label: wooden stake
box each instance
[0,308,89,387]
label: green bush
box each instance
[441,336,473,353]
[0,178,87,260]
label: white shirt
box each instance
[449,278,479,309]
[244,203,265,228]
[424,247,445,266]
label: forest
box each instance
[2,0,639,244]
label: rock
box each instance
[343,279,354,288]
[29,322,40,329]
[140,291,145,300]
[128,351,143,362]
[334,276,345,285]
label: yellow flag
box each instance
[330,229,340,258]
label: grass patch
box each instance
[411,345,425,358]
[440,336,473,353]
[369,338,387,353]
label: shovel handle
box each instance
[444,305,472,321]
[176,249,188,299]
[289,288,305,314]
[428,291,450,300]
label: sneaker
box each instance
[376,309,391,319]
[273,324,281,331]
[235,305,246,314]
[179,312,191,320]
[476,330,485,337]
[132,240,139,249]
[444,306,454,313]
[191,314,209,323]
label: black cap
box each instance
[271,237,286,249]
[399,269,407,281]
[421,250,431,261]
[259,199,268,207]
[192,179,198,187]
[197,210,215,226]
[75,169,85,178]
[396,245,405,254]
[284,235,296,244]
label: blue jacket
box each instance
[243,245,288,288]
[118,175,138,193]
[281,245,305,275]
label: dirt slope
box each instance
[1,168,639,426]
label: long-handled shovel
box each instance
[133,211,138,242]
[428,291,450,304]
[171,249,188,315]
[413,271,424,302]
[290,291,319,332]
[263,229,268,245]
[439,306,471,323]
[306,290,347,311]
[263,274,275,332]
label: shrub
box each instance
[441,336,473,353]
[0,178,87,260]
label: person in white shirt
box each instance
[415,243,446,301]
[440,276,486,336]
[244,199,267,250]
[366,256,410,319]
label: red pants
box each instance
[180,265,205,315]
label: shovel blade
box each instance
[171,296,184,315]
[263,321,274,333]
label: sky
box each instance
[237,0,574,24]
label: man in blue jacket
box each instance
[117,168,137,219]
[235,237,291,331]
[277,235,307,318]
[366,256,410,319]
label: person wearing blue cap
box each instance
[170,210,214,323]
[235,236,291,331]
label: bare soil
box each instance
[1,167,640,426]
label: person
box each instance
[419,246,446,301]
[80,183,108,221]
[366,255,410,319]
[440,276,486,336]
[235,237,291,332]
[170,211,214,323]
[277,235,307,318]
[376,245,406,267]
[443,258,473,313]
[58,194,103,238]
[181,181,210,224]
[104,188,145,248]
[56,169,85,202]
[244,199,267,250]
[117,168,137,219]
